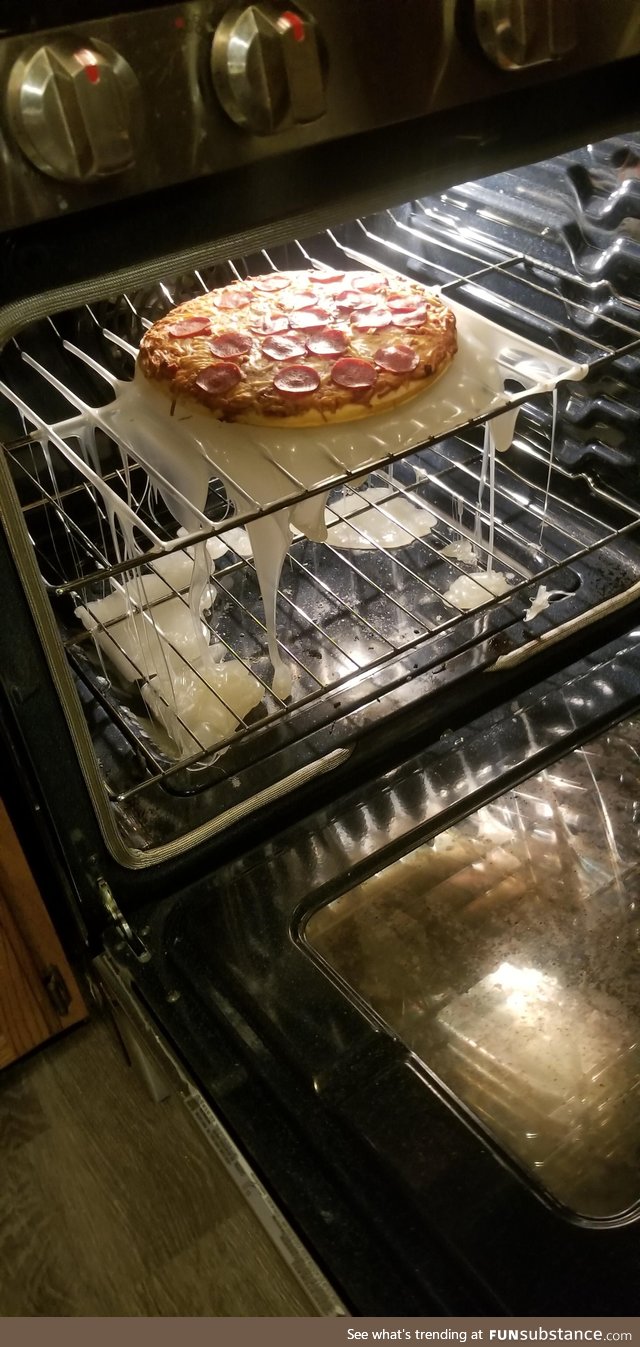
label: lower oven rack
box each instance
[1,135,640,853]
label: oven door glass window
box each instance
[304,719,640,1221]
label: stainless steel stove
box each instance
[1,0,639,232]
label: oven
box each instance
[1,0,640,1317]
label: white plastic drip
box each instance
[188,539,213,658]
[326,486,437,550]
[524,585,553,622]
[442,537,477,565]
[462,414,502,602]
[442,495,477,564]
[245,512,294,699]
[474,423,490,558]
[488,423,496,575]
[75,538,263,752]
[111,302,583,687]
[6,290,587,754]
[141,655,263,757]
[76,585,206,685]
[539,387,559,543]
[442,571,511,610]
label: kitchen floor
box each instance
[0,1013,318,1316]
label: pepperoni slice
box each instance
[331,357,377,389]
[388,296,423,312]
[262,333,308,361]
[334,291,376,311]
[208,331,253,359]
[306,327,349,357]
[352,308,392,330]
[216,288,251,310]
[250,313,289,335]
[374,342,420,373]
[311,270,345,284]
[288,307,332,330]
[251,274,291,291]
[273,364,321,395]
[194,362,243,396]
[392,307,428,328]
[352,274,388,292]
[166,317,212,338]
[285,291,322,310]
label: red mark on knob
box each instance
[75,48,101,82]
[279,10,306,40]
[174,15,185,27]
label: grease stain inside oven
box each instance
[303,723,640,1221]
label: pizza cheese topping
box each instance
[138,269,457,426]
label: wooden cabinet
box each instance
[0,798,86,1068]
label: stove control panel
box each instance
[211,4,326,135]
[0,0,638,233]
[6,36,140,182]
[474,0,577,70]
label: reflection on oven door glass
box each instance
[305,722,640,1219]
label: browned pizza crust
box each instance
[137,269,457,427]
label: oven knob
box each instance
[211,3,327,136]
[6,37,140,182]
[474,0,577,70]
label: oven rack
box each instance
[3,206,640,596]
[3,198,640,799]
[7,404,640,797]
[27,447,640,781]
[0,316,582,601]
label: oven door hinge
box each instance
[42,964,72,1017]
[97,879,150,962]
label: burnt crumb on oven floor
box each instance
[0,1015,317,1316]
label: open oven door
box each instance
[94,621,640,1317]
[4,479,640,1313]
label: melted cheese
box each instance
[70,278,584,752]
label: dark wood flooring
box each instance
[0,1015,318,1316]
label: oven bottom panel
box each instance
[110,626,640,1314]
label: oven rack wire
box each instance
[2,204,640,795]
[14,425,640,800]
[5,209,640,595]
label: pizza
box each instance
[137,269,457,428]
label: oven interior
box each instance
[1,132,640,862]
